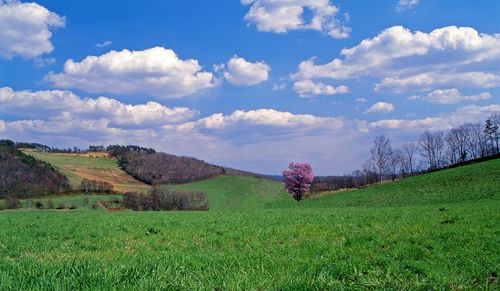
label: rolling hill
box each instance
[22,150,151,193]
[1,150,498,289]
[296,157,500,208]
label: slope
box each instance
[109,147,265,185]
[293,157,500,208]
[0,142,70,198]
[168,175,293,210]
[22,150,150,193]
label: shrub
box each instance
[123,188,209,211]
[35,201,45,209]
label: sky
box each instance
[0,0,499,175]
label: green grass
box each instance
[167,175,294,210]
[22,151,150,193]
[294,158,500,208]
[0,159,499,289]
[20,194,123,209]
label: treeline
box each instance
[80,178,113,194]
[14,141,117,154]
[311,111,500,192]
[0,140,70,198]
[123,188,209,211]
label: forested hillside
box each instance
[0,140,70,198]
[108,145,263,185]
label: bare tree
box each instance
[370,135,392,182]
[445,126,468,164]
[388,148,401,181]
[463,122,488,159]
[362,159,378,185]
[484,112,500,154]
[419,130,445,170]
[401,142,418,175]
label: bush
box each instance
[35,201,45,209]
[123,188,209,211]
[47,200,55,209]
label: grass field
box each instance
[22,151,151,193]
[0,159,498,289]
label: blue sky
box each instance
[0,0,499,175]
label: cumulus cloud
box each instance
[410,88,492,104]
[2,86,499,174]
[293,26,500,93]
[192,108,343,130]
[223,56,270,86]
[396,0,420,12]
[242,0,350,39]
[0,87,196,127]
[293,79,349,97]
[46,47,217,99]
[365,102,395,114]
[0,0,65,59]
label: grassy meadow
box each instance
[22,150,151,193]
[0,158,498,289]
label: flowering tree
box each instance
[282,162,314,202]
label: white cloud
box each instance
[191,108,344,130]
[355,98,368,103]
[293,26,500,93]
[3,87,499,175]
[376,72,500,93]
[223,56,270,86]
[46,47,217,99]
[293,79,349,97]
[95,40,112,48]
[242,0,350,39]
[396,0,420,12]
[0,0,65,59]
[410,88,492,104]
[365,102,395,114]
[0,87,196,127]
[368,104,500,131]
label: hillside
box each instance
[293,158,500,208]
[22,150,150,193]
[168,175,292,210]
[109,146,264,185]
[0,157,499,289]
[0,141,70,198]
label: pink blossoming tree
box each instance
[282,162,314,202]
